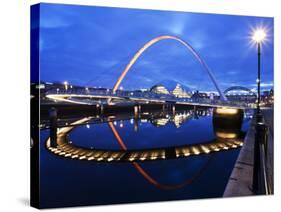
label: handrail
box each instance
[252,119,273,195]
[46,90,253,107]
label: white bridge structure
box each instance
[46,89,255,110]
[46,35,258,110]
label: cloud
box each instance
[227,70,239,75]
[249,82,273,88]
[260,82,274,87]
[40,16,70,29]
[38,4,273,92]
[96,59,120,69]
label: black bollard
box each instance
[49,107,58,148]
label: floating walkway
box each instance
[46,117,243,163]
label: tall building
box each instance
[172,83,191,98]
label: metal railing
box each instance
[45,88,255,108]
[252,118,273,195]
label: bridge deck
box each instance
[46,93,253,110]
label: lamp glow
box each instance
[252,29,266,43]
[64,81,69,90]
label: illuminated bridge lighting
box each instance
[215,107,239,115]
[191,146,201,155]
[216,142,229,150]
[44,117,245,191]
[200,145,211,154]
[46,137,243,162]
[46,117,244,163]
[216,132,238,139]
[176,148,191,157]
[45,91,251,110]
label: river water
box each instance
[39,108,252,208]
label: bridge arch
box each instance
[224,86,256,95]
[112,35,227,101]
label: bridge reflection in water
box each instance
[46,108,245,163]
[44,107,248,190]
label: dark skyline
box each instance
[36,3,274,92]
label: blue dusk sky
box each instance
[35,3,274,92]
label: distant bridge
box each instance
[224,86,256,95]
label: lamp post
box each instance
[64,81,69,91]
[252,29,266,120]
[257,42,261,115]
[251,28,268,194]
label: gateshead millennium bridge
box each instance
[36,35,273,195]
[44,35,258,110]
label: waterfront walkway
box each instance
[223,108,273,197]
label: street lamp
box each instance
[64,81,69,91]
[252,29,266,117]
[251,28,268,194]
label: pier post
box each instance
[172,105,176,115]
[100,103,104,115]
[49,107,58,148]
[134,105,139,117]
[193,106,199,119]
[134,118,139,132]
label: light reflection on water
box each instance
[70,113,215,150]
[39,108,251,208]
